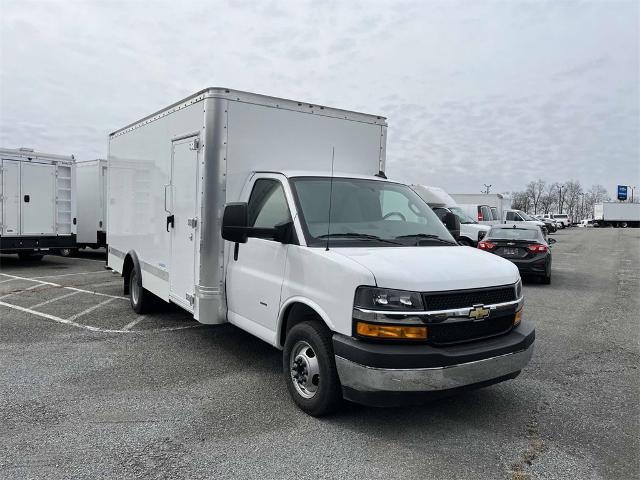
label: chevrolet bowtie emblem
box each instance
[469,305,490,320]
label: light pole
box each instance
[579,192,585,221]
[482,184,492,194]
[558,184,565,214]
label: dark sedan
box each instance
[478,224,555,284]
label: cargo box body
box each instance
[594,202,640,227]
[107,88,387,323]
[76,159,107,247]
[0,147,76,253]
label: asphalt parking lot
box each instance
[1,229,638,480]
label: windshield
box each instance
[487,227,542,242]
[290,177,457,247]
[449,206,477,224]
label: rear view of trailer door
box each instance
[1,160,20,235]
[21,162,56,235]
[168,135,200,309]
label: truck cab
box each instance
[222,172,533,415]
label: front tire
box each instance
[129,268,156,314]
[283,321,342,417]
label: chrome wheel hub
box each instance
[290,341,320,399]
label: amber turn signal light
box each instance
[514,307,523,326]
[356,322,428,340]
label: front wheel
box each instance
[283,321,342,416]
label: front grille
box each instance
[428,313,514,345]
[423,286,516,311]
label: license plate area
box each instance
[502,247,519,256]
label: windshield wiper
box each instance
[395,233,457,245]
[316,233,402,245]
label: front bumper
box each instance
[333,320,534,406]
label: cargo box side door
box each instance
[21,162,56,235]
[1,160,21,235]
[168,135,199,309]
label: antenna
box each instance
[326,147,335,251]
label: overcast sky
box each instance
[1,0,638,195]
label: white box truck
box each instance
[452,193,512,225]
[108,88,534,416]
[76,159,107,249]
[0,147,76,259]
[594,202,640,228]
[411,185,490,246]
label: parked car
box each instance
[478,224,555,284]
[533,215,557,233]
[504,209,547,234]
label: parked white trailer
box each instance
[411,185,490,246]
[0,147,76,258]
[108,88,534,416]
[594,202,640,228]
[76,159,107,248]
[451,193,512,224]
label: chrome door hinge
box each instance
[186,293,195,305]
[189,138,200,150]
[187,218,198,228]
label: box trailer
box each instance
[0,147,76,258]
[108,88,534,416]
[451,193,512,224]
[76,159,107,248]
[594,202,640,228]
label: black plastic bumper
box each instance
[333,320,535,370]
[0,234,76,253]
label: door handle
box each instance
[163,184,171,213]
[166,214,175,232]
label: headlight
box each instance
[354,286,424,311]
[514,278,522,299]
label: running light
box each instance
[527,244,548,253]
[356,322,428,340]
[478,241,497,250]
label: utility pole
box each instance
[482,184,492,194]
[558,184,565,214]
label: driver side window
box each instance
[506,211,516,221]
[248,179,292,229]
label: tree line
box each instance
[505,180,610,222]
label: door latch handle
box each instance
[24,194,30,203]
[166,214,175,232]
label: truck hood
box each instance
[332,246,519,292]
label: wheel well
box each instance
[279,302,325,347]
[122,254,135,295]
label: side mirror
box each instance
[443,211,461,240]
[222,203,249,243]
[548,237,557,245]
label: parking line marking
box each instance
[32,270,109,280]
[122,316,146,331]
[0,300,205,333]
[30,290,80,309]
[0,273,128,301]
[67,298,114,321]
[0,278,16,284]
[0,283,46,300]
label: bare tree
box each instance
[525,179,546,214]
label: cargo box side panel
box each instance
[21,162,56,235]
[76,162,100,244]
[224,101,386,203]
[56,163,74,236]
[108,101,205,302]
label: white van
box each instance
[411,185,490,246]
[457,203,498,226]
[107,88,534,416]
[0,147,76,259]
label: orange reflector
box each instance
[356,322,427,340]
[514,307,523,326]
